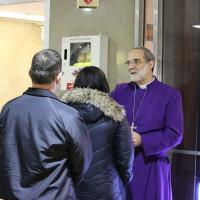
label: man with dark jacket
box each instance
[0,49,92,200]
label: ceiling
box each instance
[0,1,44,17]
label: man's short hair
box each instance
[29,49,62,84]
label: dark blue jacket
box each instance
[0,88,92,200]
[62,88,134,200]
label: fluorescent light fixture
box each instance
[0,11,44,22]
[197,182,200,200]
[192,25,200,29]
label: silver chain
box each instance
[132,84,148,130]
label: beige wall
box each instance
[49,0,134,89]
[0,19,43,109]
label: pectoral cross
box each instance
[131,122,137,132]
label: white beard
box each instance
[130,64,148,82]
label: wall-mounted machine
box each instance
[60,35,108,90]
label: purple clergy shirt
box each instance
[111,78,183,200]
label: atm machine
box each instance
[60,35,108,90]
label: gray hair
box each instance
[29,49,62,84]
[132,47,155,62]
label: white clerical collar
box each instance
[137,77,155,89]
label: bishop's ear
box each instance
[148,60,155,70]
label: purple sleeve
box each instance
[141,91,183,156]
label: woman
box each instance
[62,66,134,200]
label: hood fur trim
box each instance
[61,88,126,122]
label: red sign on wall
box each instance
[84,0,93,4]
[77,0,99,8]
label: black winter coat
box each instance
[0,88,92,200]
[62,88,134,200]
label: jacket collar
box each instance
[23,87,58,100]
[61,88,125,122]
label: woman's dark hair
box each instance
[29,49,62,84]
[74,66,110,93]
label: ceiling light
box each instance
[192,25,200,29]
[0,11,44,22]
[81,8,92,12]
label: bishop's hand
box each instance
[132,131,142,147]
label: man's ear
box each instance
[56,72,62,83]
[148,60,154,70]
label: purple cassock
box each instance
[111,78,183,200]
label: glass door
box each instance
[133,0,200,199]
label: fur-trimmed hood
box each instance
[61,88,125,122]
